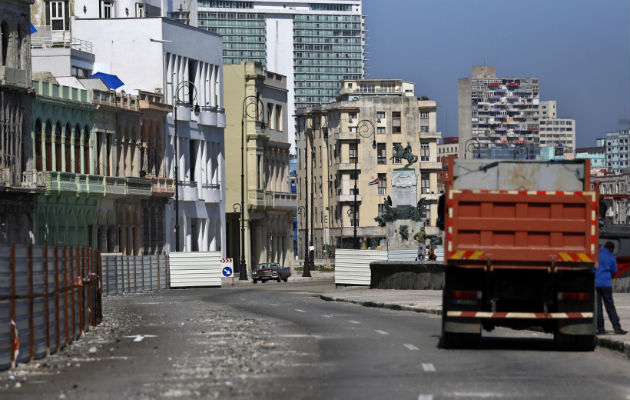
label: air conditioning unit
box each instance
[376,119,381,123]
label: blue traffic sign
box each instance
[222,266,233,277]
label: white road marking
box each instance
[295,309,306,313]
[375,330,389,335]
[418,395,434,400]
[403,343,419,351]
[447,393,507,398]
[269,303,278,306]
[422,363,436,372]
[348,320,361,324]
[322,314,334,318]
[124,334,157,342]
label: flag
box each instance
[368,178,379,186]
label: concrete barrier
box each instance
[370,261,445,290]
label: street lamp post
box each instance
[171,78,199,252]
[297,205,309,275]
[352,120,376,250]
[239,95,264,280]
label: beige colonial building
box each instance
[224,62,295,276]
[296,79,441,259]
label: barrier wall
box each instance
[101,254,169,296]
[169,252,222,288]
[0,244,102,370]
[335,249,388,286]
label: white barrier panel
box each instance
[169,252,222,288]
[335,249,388,286]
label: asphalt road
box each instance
[2,280,629,399]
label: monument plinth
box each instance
[374,143,426,251]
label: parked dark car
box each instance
[252,262,291,283]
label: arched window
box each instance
[83,126,90,174]
[74,125,81,173]
[1,21,8,67]
[55,122,62,171]
[45,121,53,171]
[65,123,71,172]
[17,24,23,69]
[35,119,43,171]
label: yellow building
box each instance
[296,79,441,259]
[223,62,295,276]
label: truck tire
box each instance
[554,331,595,351]
[441,330,481,349]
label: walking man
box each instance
[596,241,627,335]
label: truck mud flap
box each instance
[443,320,481,334]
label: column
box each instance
[203,218,210,251]
[185,217,192,252]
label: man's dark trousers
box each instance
[596,286,622,332]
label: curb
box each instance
[320,294,630,358]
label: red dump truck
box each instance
[442,159,598,350]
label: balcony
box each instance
[0,168,13,187]
[197,106,218,126]
[201,183,222,203]
[126,177,152,197]
[338,193,362,203]
[46,171,77,193]
[104,176,127,197]
[92,89,116,107]
[150,176,175,197]
[272,192,297,209]
[248,189,266,208]
[217,109,226,128]
[0,66,29,89]
[21,171,47,190]
[179,181,198,201]
[336,162,359,171]
[75,173,105,195]
[334,131,358,141]
[116,93,139,111]
[419,130,441,139]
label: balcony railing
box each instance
[104,176,127,196]
[126,177,151,197]
[272,192,297,209]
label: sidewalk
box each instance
[321,287,630,358]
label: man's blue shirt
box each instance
[595,247,618,287]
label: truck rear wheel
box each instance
[554,331,595,351]
[442,330,481,349]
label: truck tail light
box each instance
[450,290,482,300]
[557,292,590,301]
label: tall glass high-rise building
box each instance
[170,0,366,149]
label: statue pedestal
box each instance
[384,169,424,250]
[391,169,417,208]
[387,219,424,250]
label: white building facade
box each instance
[73,17,226,254]
[538,100,576,152]
[168,0,366,150]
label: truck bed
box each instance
[447,189,598,269]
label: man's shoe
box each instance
[597,329,606,335]
[614,328,628,335]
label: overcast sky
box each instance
[364,0,630,147]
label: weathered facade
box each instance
[224,62,295,275]
[0,0,37,245]
[296,79,441,258]
[32,80,97,247]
